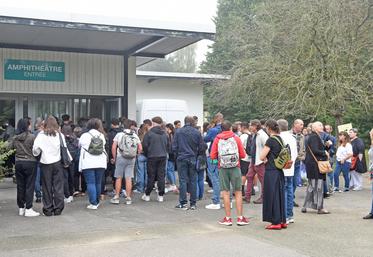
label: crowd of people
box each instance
[3,112,373,228]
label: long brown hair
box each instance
[338,131,350,146]
[86,118,106,135]
[43,116,59,136]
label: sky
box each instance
[0,0,218,64]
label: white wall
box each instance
[0,48,123,96]
[136,77,203,125]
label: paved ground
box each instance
[0,175,372,257]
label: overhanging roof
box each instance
[0,14,214,64]
[136,71,230,82]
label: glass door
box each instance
[0,99,16,140]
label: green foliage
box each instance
[139,44,197,73]
[203,0,373,140]
[0,140,15,179]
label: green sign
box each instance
[4,59,65,82]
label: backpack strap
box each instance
[271,135,284,148]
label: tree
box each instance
[138,44,197,73]
[203,0,372,129]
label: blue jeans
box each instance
[284,176,294,218]
[207,157,220,204]
[196,169,205,200]
[293,161,301,196]
[83,168,105,205]
[166,160,176,185]
[177,158,197,205]
[370,182,373,214]
[333,161,351,190]
[135,154,147,193]
[34,164,42,198]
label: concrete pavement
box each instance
[0,175,372,257]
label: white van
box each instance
[136,99,188,124]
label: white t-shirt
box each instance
[113,129,140,156]
[32,131,70,164]
[239,133,250,162]
[336,143,353,162]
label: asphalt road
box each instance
[0,175,372,257]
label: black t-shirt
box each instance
[265,135,283,170]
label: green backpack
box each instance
[271,136,293,170]
[86,132,104,155]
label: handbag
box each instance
[196,155,207,170]
[307,146,333,174]
[59,133,72,168]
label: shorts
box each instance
[114,156,136,178]
[219,167,242,192]
[240,160,250,176]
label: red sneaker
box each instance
[237,216,249,226]
[218,217,233,226]
[265,224,282,230]
[281,223,288,229]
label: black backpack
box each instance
[244,133,253,156]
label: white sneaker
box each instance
[157,195,164,202]
[25,208,40,217]
[19,208,25,216]
[164,188,169,194]
[169,185,177,192]
[254,186,259,192]
[141,194,150,202]
[110,196,120,204]
[64,196,73,203]
[207,189,214,193]
[132,189,141,194]
[87,204,98,210]
[205,203,221,210]
[352,186,362,191]
[125,197,132,205]
[287,217,295,223]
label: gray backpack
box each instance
[118,131,138,158]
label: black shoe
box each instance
[43,210,53,217]
[189,205,197,210]
[54,211,62,216]
[293,201,299,207]
[363,213,373,219]
[323,193,330,199]
[175,204,188,210]
[36,197,42,203]
[301,207,307,213]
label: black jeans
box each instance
[40,161,65,215]
[145,157,167,196]
[73,160,86,192]
[63,163,75,198]
[15,161,37,209]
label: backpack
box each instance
[243,133,253,156]
[218,137,239,168]
[65,136,79,160]
[118,131,138,158]
[271,136,293,170]
[86,132,104,155]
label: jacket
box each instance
[210,131,246,168]
[304,132,327,180]
[172,125,206,161]
[9,132,37,162]
[142,126,168,158]
[204,124,222,151]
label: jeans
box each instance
[284,176,294,218]
[34,164,42,198]
[334,161,351,190]
[207,156,220,204]
[370,182,373,214]
[293,161,301,196]
[196,169,205,200]
[178,158,197,205]
[166,160,176,185]
[136,154,147,193]
[15,161,37,209]
[83,168,105,205]
[63,164,75,198]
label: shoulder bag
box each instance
[59,133,72,168]
[307,146,332,174]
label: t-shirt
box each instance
[113,129,140,156]
[336,143,353,162]
[264,136,282,170]
[239,133,250,162]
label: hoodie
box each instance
[142,126,169,158]
[9,132,36,162]
[210,131,246,168]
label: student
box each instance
[210,121,249,226]
[110,119,142,205]
[9,118,39,217]
[333,132,353,192]
[79,118,107,210]
[141,117,169,202]
[33,116,70,216]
